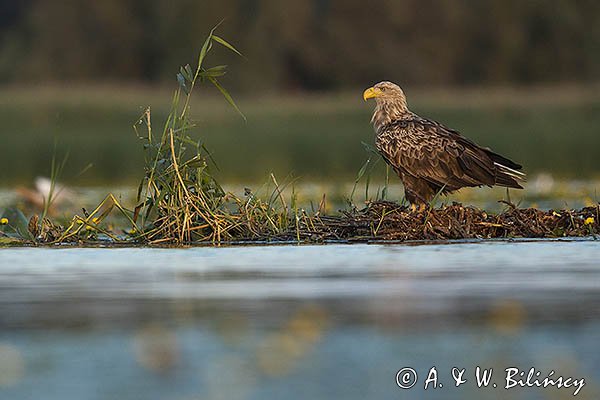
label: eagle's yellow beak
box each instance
[363,87,382,101]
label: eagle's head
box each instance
[363,81,410,130]
[363,81,406,103]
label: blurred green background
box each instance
[0,0,599,186]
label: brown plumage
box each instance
[363,81,525,207]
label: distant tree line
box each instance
[0,0,598,91]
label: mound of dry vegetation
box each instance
[300,201,599,243]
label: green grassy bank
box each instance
[0,84,598,186]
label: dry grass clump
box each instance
[42,26,296,245]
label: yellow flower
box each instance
[92,217,100,224]
[584,217,595,226]
[0,217,8,225]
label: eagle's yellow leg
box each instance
[410,204,428,213]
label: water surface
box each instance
[1,241,599,399]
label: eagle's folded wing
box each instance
[378,119,523,192]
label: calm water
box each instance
[1,241,599,400]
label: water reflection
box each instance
[133,324,179,374]
[256,306,329,377]
[0,242,599,399]
[0,343,25,387]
